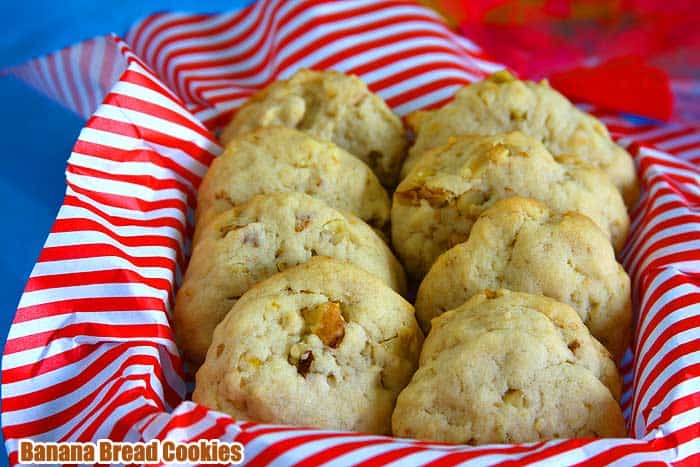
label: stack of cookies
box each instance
[177,69,636,443]
[391,71,635,442]
[176,69,423,435]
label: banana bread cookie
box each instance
[193,257,423,434]
[402,71,638,207]
[416,197,632,359]
[221,69,407,185]
[391,132,629,278]
[176,192,406,364]
[392,290,625,444]
[196,127,390,235]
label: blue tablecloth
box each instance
[0,0,252,461]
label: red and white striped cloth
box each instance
[2,1,699,465]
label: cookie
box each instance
[391,132,629,278]
[176,192,406,364]
[420,290,621,398]
[221,69,407,185]
[392,290,625,444]
[193,257,423,434]
[196,127,390,235]
[402,71,638,207]
[416,197,632,359]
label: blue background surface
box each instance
[0,0,252,462]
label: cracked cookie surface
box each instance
[391,132,629,278]
[193,257,423,434]
[197,127,390,236]
[220,69,407,186]
[392,290,625,444]
[176,193,406,364]
[416,197,631,360]
[401,71,638,207]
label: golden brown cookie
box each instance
[402,71,638,207]
[392,290,625,444]
[197,127,390,236]
[193,257,423,434]
[416,197,632,359]
[176,192,406,364]
[391,132,629,278]
[221,69,407,185]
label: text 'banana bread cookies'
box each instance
[391,132,629,278]
[193,257,423,435]
[402,71,638,207]
[176,192,406,364]
[416,197,632,360]
[196,127,391,237]
[220,69,407,186]
[392,290,625,445]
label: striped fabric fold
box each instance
[4,35,127,120]
[2,1,699,465]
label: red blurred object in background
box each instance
[423,0,700,122]
[549,56,673,121]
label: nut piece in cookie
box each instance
[221,69,407,186]
[392,132,629,278]
[392,290,625,444]
[193,257,423,435]
[402,71,638,207]
[416,196,632,360]
[303,301,346,348]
